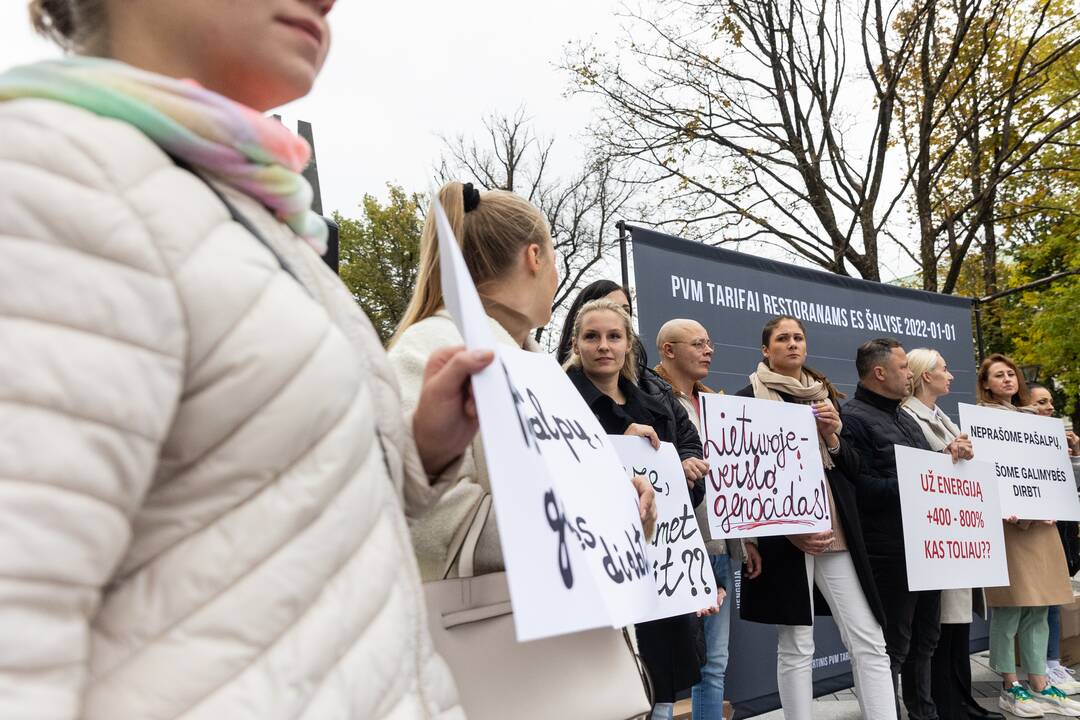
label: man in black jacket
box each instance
[842,338,973,720]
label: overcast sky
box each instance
[0,2,621,218]
[1,2,916,282]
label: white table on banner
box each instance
[894,446,1009,591]
[959,403,1080,521]
[699,393,832,539]
[431,194,658,641]
[609,436,718,620]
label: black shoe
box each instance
[967,707,1005,720]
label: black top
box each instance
[841,383,933,558]
[567,367,667,437]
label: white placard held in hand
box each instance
[431,194,657,641]
[959,403,1080,521]
[895,445,1009,591]
[699,394,832,539]
[609,436,718,620]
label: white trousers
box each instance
[776,551,897,720]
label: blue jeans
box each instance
[692,553,733,718]
[1048,605,1062,661]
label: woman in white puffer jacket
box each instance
[0,1,489,718]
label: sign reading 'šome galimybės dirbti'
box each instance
[959,403,1080,522]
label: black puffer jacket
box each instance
[841,384,932,558]
[638,367,704,463]
[566,365,706,701]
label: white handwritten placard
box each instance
[432,194,657,641]
[895,446,1009,591]
[699,394,831,539]
[959,403,1080,521]
[609,437,717,620]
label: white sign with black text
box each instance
[432,195,658,642]
[959,403,1080,521]
[609,436,718,620]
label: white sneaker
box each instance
[1001,683,1046,717]
[1049,667,1080,696]
[1031,685,1080,716]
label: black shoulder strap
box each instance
[168,155,308,292]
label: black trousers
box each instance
[872,555,943,720]
[903,621,983,720]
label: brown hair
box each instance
[561,299,639,384]
[390,181,549,346]
[29,0,108,54]
[977,353,1030,406]
[760,315,845,400]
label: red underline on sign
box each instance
[731,520,817,531]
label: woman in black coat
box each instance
[735,315,896,720]
[564,297,717,720]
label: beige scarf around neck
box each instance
[749,362,840,469]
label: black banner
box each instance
[627,226,982,715]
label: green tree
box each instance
[334,185,424,344]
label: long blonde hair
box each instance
[907,348,944,397]
[390,181,549,346]
[561,299,639,384]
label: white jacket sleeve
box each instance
[0,103,186,718]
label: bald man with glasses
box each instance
[654,319,757,719]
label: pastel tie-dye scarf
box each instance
[0,56,327,254]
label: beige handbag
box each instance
[423,494,653,719]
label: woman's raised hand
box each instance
[413,346,494,478]
[631,473,657,540]
[625,423,660,449]
[811,400,841,438]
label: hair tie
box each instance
[462,182,481,213]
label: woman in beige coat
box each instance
[0,2,490,718]
[978,354,1078,717]
[902,349,1000,720]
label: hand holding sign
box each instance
[412,345,494,476]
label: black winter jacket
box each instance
[734,385,886,628]
[639,367,705,463]
[841,384,933,559]
[566,365,706,701]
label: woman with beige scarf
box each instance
[902,349,1001,720]
[736,315,896,720]
[977,354,1079,718]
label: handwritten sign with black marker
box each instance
[700,394,832,539]
[609,437,718,619]
[431,192,657,642]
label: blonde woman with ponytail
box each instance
[389,181,559,582]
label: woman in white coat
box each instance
[901,349,1003,720]
[0,2,490,718]
[388,182,656,582]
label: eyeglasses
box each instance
[671,339,714,350]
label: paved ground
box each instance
[748,650,1006,719]
[674,651,1029,718]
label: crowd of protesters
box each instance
[2,2,1080,720]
